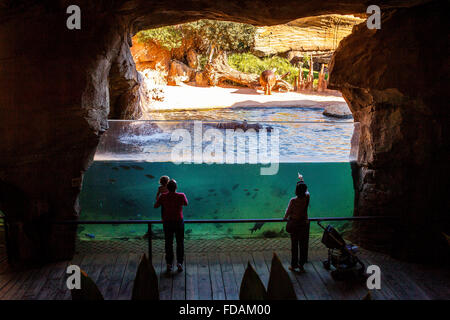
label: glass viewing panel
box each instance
[79,119,359,240]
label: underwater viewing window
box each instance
[79,119,359,241]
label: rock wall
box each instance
[329,1,450,261]
[254,14,365,57]
[130,39,172,73]
[0,0,440,265]
[108,34,146,120]
[0,3,128,264]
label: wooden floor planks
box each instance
[0,249,447,300]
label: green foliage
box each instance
[136,20,256,53]
[132,254,159,300]
[71,269,104,301]
[228,53,323,85]
[136,26,183,50]
[267,253,297,300]
[302,54,310,68]
[239,262,267,300]
[198,54,209,70]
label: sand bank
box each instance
[147,84,348,111]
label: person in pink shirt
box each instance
[154,179,188,273]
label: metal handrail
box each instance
[47,215,395,263]
[50,216,394,225]
[0,215,396,264]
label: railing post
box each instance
[1,217,11,264]
[147,223,152,263]
[305,220,310,263]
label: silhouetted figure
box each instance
[154,179,188,273]
[284,174,310,272]
[156,175,169,200]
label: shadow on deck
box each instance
[0,238,449,300]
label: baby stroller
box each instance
[317,221,366,281]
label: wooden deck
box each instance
[0,247,448,300]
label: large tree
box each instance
[136,19,256,53]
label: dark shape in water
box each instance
[85,233,95,239]
[208,189,215,192]
[112,167,119,171]
[186,229,192,234]
[119,165,131,170]
[119,237,129,241]
[221,188,231,197]
[194,197,203,201]
[121,198,137,207]
[131,165,144,170]
[213,193,217,196]
[251,193,257,199]
[249,222,264,233]
[232,184,239,190]
[215,224,223,229]
[262,230,278,238]
[254,188,259,191]
[246,192,251,196]
[109,179,116,184]
[214,209,218,214]
[271,186,287,197]
[244,189,248,191]
[145,174,155,179]
[227,228,233,233]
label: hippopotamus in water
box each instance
[260,69,277,95]
[214,120,273,132]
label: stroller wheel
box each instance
[331,270,344,281]
[323,261,331,270]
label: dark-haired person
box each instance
[154,179,188,273]
[284,179,310,272]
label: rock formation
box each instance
[322,102,352,119]
[0,0,445,265]
[253,14,365,58]
[329,1,449,260]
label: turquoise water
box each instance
[79,161,354,240]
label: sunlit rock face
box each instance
[253,14,364,57]
[0,0,441,264]
[329,1,450,261]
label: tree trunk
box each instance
[203,51,259,88]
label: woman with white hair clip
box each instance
[284,173,310,272]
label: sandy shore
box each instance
[147,84,347,111]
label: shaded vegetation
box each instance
[228,53,326,85]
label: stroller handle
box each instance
[317,220,326,230]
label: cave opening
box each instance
[76,16,364,242]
